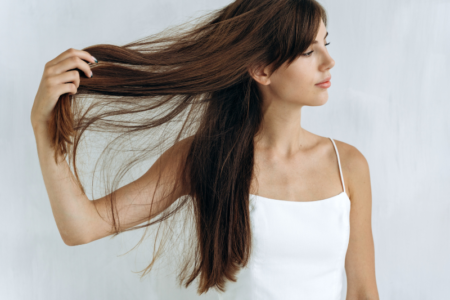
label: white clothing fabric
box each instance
[217,137,351,300]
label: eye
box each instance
[303,42,331,57]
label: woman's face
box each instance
[251,19,335,108]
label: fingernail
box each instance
[90,71,93,78]
[91,56,98,63]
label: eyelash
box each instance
[303,42,331,57]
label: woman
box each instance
[30,0,379,299]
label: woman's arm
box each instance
[32,122,191,246]
[32,124,97,245]
[31,48,98,246]
[82,136,192,245]
[31,48,190,246]
[344,144,380,300]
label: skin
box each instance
[31,49,94,127]
[30,20,379,299]
[248,19,380,300]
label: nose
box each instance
[322,51,335,70]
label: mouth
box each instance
[316,76,331,85]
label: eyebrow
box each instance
[311,32,328,44]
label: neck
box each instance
[254,101,311,157]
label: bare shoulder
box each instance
[83,136,195,245]
[163,135,194,161]
[157,135,194,182]
[333,141,378,297]
[332,139,371,200]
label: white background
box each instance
[1,0,449,299]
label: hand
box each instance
[30,48,96,129]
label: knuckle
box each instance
[71,70,80,78]
[44,67,52,77]
[45,76,55,87]
[45,65,54,75]
[44,73,53,83]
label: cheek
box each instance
[270,65,314,100]
[284,71,311,97]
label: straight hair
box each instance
[49,0,328,294]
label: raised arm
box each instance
[82,137,191,245]
[31,48,191,246]
[33,125,190,246]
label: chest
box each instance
[249,194,350,263]
[249,149,344,202]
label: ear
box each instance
[247,63,272,86]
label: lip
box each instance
[316,76,331,85]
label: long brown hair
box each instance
[49,0,327,294]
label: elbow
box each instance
[63,237,80,246]
[64,239,89,246]
[64,241,78,247]
[62,234,89,246]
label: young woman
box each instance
[30,0,379,299]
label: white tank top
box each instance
[217,137,351,300]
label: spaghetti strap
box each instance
[328,137,345,194]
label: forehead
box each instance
[316,19,327,37]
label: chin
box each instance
[309,95,329,107]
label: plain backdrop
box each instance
[1,0,449,299]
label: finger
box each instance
[55,70,81,88]
[47,48,96,68]
[55,82,78,96]
[48,56,93,79]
